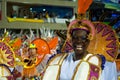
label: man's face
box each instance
[28,48,37,57]
[71,30,90,55]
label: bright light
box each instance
[43,9,46,11]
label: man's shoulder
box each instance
[87,54,106,70]
[47,53,68,65]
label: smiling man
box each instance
[42,19,105,80]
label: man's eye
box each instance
[81,37,87,40]
[72,36,87,39]
[82,36,89,41]
[72,36,77,39]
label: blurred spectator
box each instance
[39,12,43,19]
[42,11,47,22]
[11,10,17,18]
[49,12,56,23]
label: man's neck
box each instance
[73,52,88,61]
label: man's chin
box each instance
[75,50,83,54]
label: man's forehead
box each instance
[72,30,88,35]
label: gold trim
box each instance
[87,54,102,67]
[77,14,86,20]
[42,53,101,80]
[2,66,3,76]
[58,53,68,65]
[41,53,67,80]
[72,60,82,80]
[48,53,67,65]
[72,54,101,80]
[86,54,102,80]
[48,54,62,65]
[56,65,61,80]
[23,57,38,69]
[0,41,15,67]
[87,55,102,80]
[72,61,90,80]
[88,62,101,80]
[0,65,11,76]
[43,65,61,80]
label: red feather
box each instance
[78,0,93,14]
[78,0,84,14]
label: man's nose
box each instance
[76,39,82,43]
[77,37,86,43]
[77,37,82,41]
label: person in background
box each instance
[22,43,40,80]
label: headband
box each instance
[67,19,95,40]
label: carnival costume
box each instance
[0,28,59,80]
[42,0,119,80]
[22,29,58,79]
[0,31,22,80]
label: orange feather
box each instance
[78,0,93,14]
[48,37,58,50]
[11,38,22,50]
[78,0,84,14]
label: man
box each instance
[41,19,118,80]
[22,43,39,79]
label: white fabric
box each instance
[60,52,80,80]
[42,65,60,80]
[0,77,7,80]
[88,56,99,66]
[60,52,117,80]
[73,62,90,80]
[99,61,117,80]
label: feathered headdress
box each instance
[62,0,119,62]
[67,0,95,40]
[67,19,95,40]
[77,0,93,19]
[62,0,94,52]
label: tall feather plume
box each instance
[78,0,84,14]
[78,0,93,18]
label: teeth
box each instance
[76,45,82,50]
[76,47,82,50]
